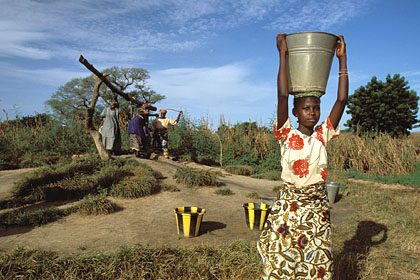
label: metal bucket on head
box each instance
[285,32,338,97]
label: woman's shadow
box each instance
[334,220,388,280]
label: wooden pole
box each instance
[79,55,156,111]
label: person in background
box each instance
[100,101,121,155]
[153,109,183,159]
[128,104,151,158]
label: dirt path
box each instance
[0,156,355,255]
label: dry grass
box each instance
[173,167,218,187]
[330,170,420,279]
[328,132,416,176]
[110,165,161,198]
[77,195,115,215]
[224,165,255,176]
[0,240,261,280]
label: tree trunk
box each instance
[85,75,110,161]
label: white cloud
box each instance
[0,62,87,87]
[0,0,370,62]
[149,62,274,124]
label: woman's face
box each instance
[293,96,321,129]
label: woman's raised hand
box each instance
[277,33,288,54]
[336,34,346,58]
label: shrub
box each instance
[224,165,255,176]
[246,191,260,199]
[77,195,115,215]
[214,188,234,196]
[173,167,218,187]
[110,164,161,198]
[0,114,94,170]
[0,207,76,227]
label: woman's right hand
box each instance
[277,33,287,53]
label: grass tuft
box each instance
[214,188,234,196]
[173,167,218,187]
[224,165,255,176]
[77,195,115,215]
[246,191,260,199]
[110,165,161,198]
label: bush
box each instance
[246,191,260,199]
[2,157,141,210]
[0,114,94,170]
[77,195,115,215]
[173,167,218,187]
[224,165,255,176]
[214,188,234,196]
[110,164,161,198]
[0,207,76,227]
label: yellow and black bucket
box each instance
[174,206,206,238]
[243,202,271,231]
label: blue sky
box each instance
[0,0,419,130]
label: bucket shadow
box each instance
[334,220,388,280]
[200,221,226,235]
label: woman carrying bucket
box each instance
[257,33,348,279]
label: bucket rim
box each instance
[174,206,206,215]
[286,31,337,38]
[243,202,271,210]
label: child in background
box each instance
[257,33,348,279]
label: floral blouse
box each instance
[274,117,340,187]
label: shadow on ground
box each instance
[334,220,388,280]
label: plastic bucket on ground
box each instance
[174,206,206,238]
[326,182,340,204]
[243,202,271,231]
[285,32,338,96]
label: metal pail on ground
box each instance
[326,182,340,204]
[285,32,338,96]
[243,202,271,231]
[174,206,206,238]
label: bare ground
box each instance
[0,156,355,255]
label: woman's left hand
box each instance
[336,34,346,58]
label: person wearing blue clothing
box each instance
[128,105,150,158]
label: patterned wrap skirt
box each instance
[129,134,144,151]
[257,183,332,279]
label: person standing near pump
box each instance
[153,109,183,159]
[257,33,348,279]
[128,104,151,158]
[99,100,121,155]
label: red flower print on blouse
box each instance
[277,223,289,238]
[289,201,298,212]
[273,125,290,141]
[326,118,335,130]
[316,125,325,146]
[292,159,309,178]
[288,134,304,150]
[321,168,327,182]
[297,234,309,249]
[317,266,326,278]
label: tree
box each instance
[345,74,419,136]
[46,66,165,123]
